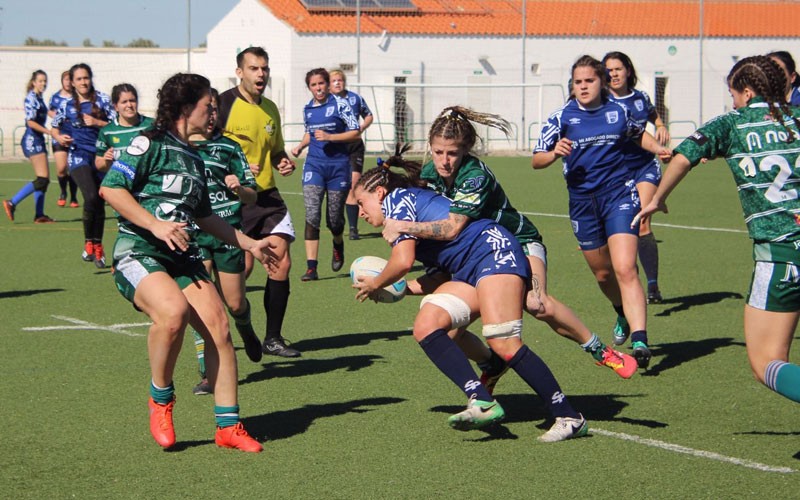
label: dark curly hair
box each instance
[144,73,210,139]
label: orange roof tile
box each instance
[259,0,800,38]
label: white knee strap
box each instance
[483,320,523,339]
[420,293,471,329]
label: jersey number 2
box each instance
[739,155,799,203]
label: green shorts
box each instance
[196,232,245,274]
[747,260,800,312]
[112,246,211,306]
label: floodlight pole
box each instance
[698,0,703,125]
[187,0,192,72]
[356,0,361,84]
[521,0,527,149]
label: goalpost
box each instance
[349,81,567,155]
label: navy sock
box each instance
[58,175,69,196]
[508,345,579,419]
[346,204,359,230]
[306,259,318,270]
[631,330,648,344]
[264,278,290,340]
[419,329,492,401]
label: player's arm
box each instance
[314,129,360,143]
[99,186,190,252]
[224,174,257,204]
[633,153,692,226]
[50,125,72,147]
[354,239,415,302]
[291,133,310,157]
[26,118,49,136]
[196,214,277,265]
[636,131,672,162]
[360,114,374,132]
[383,212,470,243]
[532,137,572,169]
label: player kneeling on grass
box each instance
[353,162,587,442]
[99,73,271,453]
[635,55,800,406]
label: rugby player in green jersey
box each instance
[95,83,153,172]
[636,55,800,404]
[100,73,272,452]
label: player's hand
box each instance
[353,276,379,303]
[655,126,670,146]
[382,218,403,244]
[276,157,295,176]
[313,130,330,142]
[151,221,190,252]
[224,174,241,195]
[656,148,672,163]
[249,163,262,176]
[103,148,115,161]
[290,146,302,158]
[82,113,101,127]
[58,134,73,147]
[250,238,280,271]
[553,138,573,158]
[632,199,668,228]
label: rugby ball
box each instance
[350,255,407,303]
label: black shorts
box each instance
[241,188,296,241]
[52,142,68,153]
[345,140,366,174]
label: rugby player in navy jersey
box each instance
[51,63,115,268]
[532,55,671,369]
[49,71,79,208]
[330,69,374,240]
[768,51,800,106]
[291,68,360,281]
[604,51,670,306]
[636,55,800,404]
[353,161,588,442]
[4,70,54,224]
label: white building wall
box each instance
[0,46,208,157]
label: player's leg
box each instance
[607,231,650,368]
[345,145,364,240]
[413,282,503,429]
[636,178,662,303]
[132,271,190,449]
[184,279,261,452]
[190,258,214,395]
[744,260,800,403]
[325,185,348,273]
[302,183,324,281]
[260,233,299,357]
[479,274,586,441]
[217,266,262,363]
[29,152,52,221]
[54,147,71,207]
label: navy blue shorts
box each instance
[302,160,351,191]
[22,131,46,158]
[632,158,662,186]
[569,180,640,251]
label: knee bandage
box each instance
[33,176,50,192]
[304,223,320,240]
[420,293,471,329]
[483,320,523,339]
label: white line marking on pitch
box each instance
[593,428,795,474]
[22,315,150,337]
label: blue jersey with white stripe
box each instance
[303,94,359,165]
[52,92,115,153]
[340,90,372,120]
[24,91,47,133]
[534,98,644,195]
[608,89,658,170]
[383,187,527,283]
[49,92,71,145]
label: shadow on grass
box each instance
[243,396,406,441]
[639,337,737,377]
[430,393,667,441]
[240,354,386,385]
[0,288,64,299]
[652,291,744,317]
[291,329,411,352]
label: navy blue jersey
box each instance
[302,94,359,165]
[608,89,659,170]
[534,98,644,195]
[48,92,71,145]
[52,92,115,154]
[384,187,528,285]
[791,86,800,107]
[340,90,372,120]
[24,91,47,133]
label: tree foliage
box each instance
[126,38,159,48]
[24,37,67,47]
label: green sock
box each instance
[580,333,606,362]
[214,405,240,428]
[150,380,175,405]
[765,360,800,403]
[193,329,206,378]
